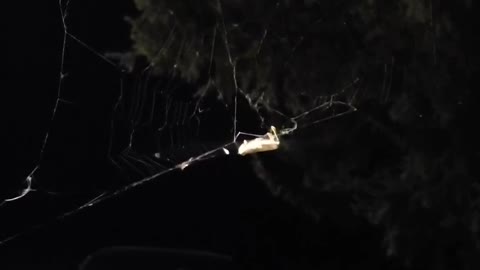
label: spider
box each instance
[237,126,280,156]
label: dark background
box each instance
[3,0,479,269]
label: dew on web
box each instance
[1,0,360,245]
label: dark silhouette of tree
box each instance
[126,0,478,268]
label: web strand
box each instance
[1,0,361,246]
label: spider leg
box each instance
[233,131,265,142]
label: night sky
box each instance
[3,1,479,269]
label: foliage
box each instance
[126,0,478,268]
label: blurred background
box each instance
[3,0,479,269]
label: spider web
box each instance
[1,0,360,245]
